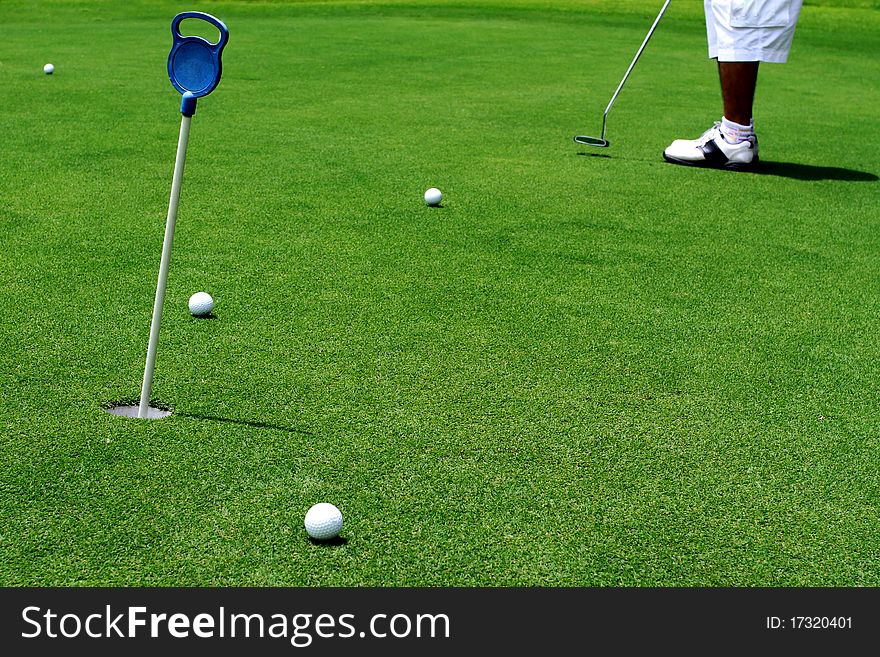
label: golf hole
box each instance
[104,402,172,420]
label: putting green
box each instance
[1,0,878,586]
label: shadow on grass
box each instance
[176,412,313,435]
[578,153,877,180]
[752,161,878,181]
[308,536,348,547]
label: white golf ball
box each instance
[43,63,54,75]
[424,187,442,206]
[304,503,343,540]
[188,292,214,316]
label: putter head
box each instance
[574,135,610,148]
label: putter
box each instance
[138,12,229,419]
[574,0,671,148]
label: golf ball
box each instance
[188,292,214,316]
[304,503,343,540]
[43,63,54,75]
[424,187,442,206]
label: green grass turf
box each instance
[1,0,878,586]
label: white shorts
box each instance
[705,0,803,63]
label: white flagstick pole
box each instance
[139,110,193,418]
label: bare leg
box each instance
[718,61,759,125]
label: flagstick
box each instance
[139,96,195,418]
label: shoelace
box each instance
[697,122,723,146]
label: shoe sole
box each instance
[663,153,759,172]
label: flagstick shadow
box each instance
[176,412,313,435]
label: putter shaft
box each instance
[576,0,671,145]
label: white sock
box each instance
[720,116,754,143]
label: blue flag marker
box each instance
[139,12,229,419]
[168,12,229,114]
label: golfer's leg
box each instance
[718,61,759,127]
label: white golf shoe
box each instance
[663,122,758,171]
